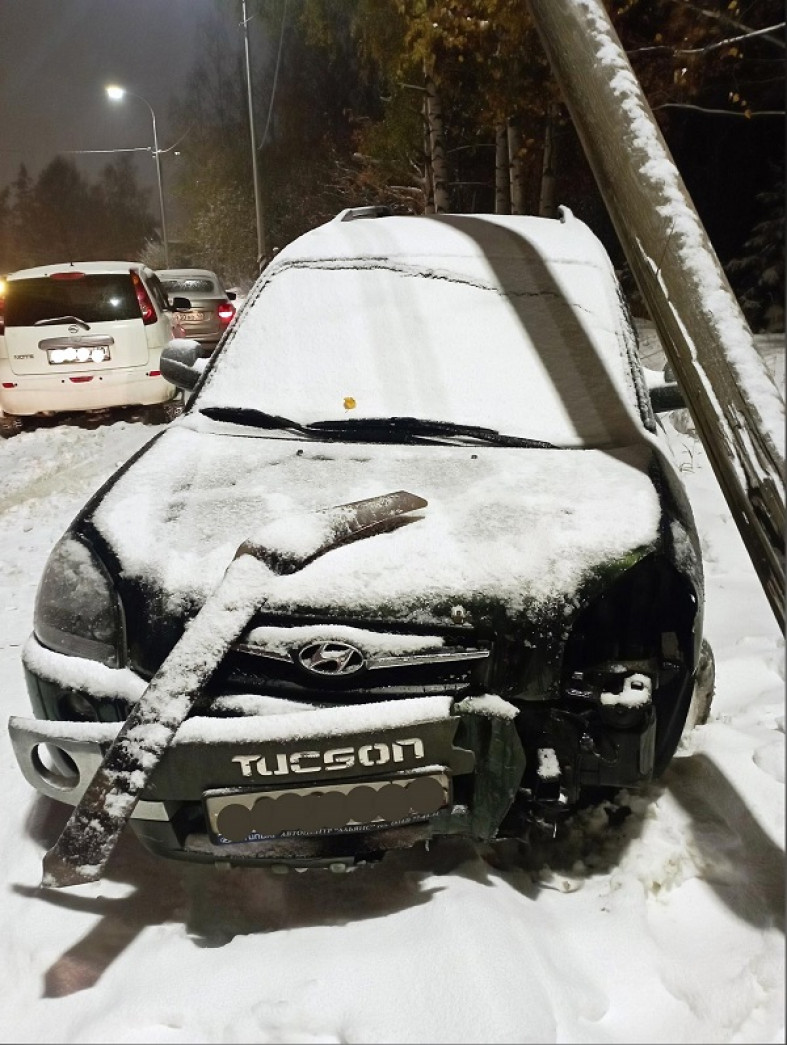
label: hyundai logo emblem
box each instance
[68,325,80,334]
[297,641,365,676]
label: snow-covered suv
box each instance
[0,261,188,435]
[10,207,712,881]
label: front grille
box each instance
[204,620,492,708]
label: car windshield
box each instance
[196,259,645,449]
[5,274,140,325]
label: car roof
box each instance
[269,207,613,272]
[7,261,148,280]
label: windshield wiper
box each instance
[34,315,91,330]
[306,416,556,448]
[199,409,556,447]
[199,405,313,434]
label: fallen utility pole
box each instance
[526,0,785,631]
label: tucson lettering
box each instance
[231,738,426,778]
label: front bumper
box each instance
[9,695,526,868]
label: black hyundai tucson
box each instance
[9,206,712,881]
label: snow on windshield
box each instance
[197,215,647,449]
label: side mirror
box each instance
[169,296,191,311]
[161,342,203,392]
[226,290,237,301]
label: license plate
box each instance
[204,772,450,844]
[179,310,205,322]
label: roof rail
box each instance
[335,205,393,223]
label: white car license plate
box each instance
[180,310,205,322]
[204,771,451,844]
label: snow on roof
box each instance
[274,208,606,266]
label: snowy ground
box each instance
[0,335,783,1044]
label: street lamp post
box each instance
[106,84,170,266]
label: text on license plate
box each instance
[179,310,205,322]
[204,772,450,844]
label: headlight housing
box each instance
[34,535,124,667]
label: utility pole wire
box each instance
[60,125,194,159]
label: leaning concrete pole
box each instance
[527,0,785,630]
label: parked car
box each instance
[156,268,236,355]
[0,261,188,436]
[10,207,712,876]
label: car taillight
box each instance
[131,271,157,325]
[217,302,235,325]
[50,271,86,281]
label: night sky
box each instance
[0,0,250,194]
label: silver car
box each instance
[156,268,236,355]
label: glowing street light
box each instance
[106,84,170,266]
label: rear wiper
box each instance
[307,416,556,448]
[34,315,91,330]
[199,406,312,434]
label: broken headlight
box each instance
[34,535,124,667]
[561,553,699,776]
[562,553,698,699]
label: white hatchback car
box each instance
[0,261,189,436]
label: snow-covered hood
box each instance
[89,416,665,630]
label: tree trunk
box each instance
[538,103,559,218]
[423,93,435,214]
[527,0,785,629]
[425,71,450,213]
[507,117,525,214]
[495,122,510,214]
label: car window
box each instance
[199,261,646,449]
[159,277,216,295]
[5,274,140,325]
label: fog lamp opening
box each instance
[31,744,80,791]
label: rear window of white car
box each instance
[160,277,217,295]
[6,274,140,325]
